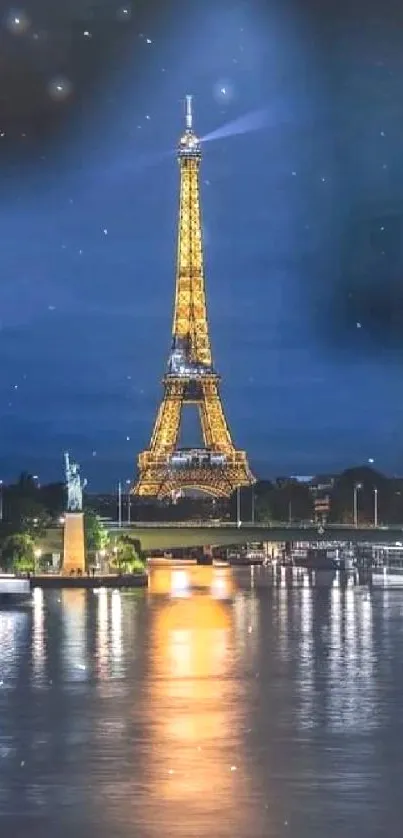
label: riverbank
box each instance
[30,573,148,589]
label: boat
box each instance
[372,567,403,588]
[0,574,32,605]
[293,548,339,571]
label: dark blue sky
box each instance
[1,0,403,488]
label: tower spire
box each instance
[185,94,193,130]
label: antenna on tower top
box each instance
[185,94,193,130]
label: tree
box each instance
[16,497,49,536]
[84,510,109,554]
[2,472,51,537]
[38,482,65,519]
[110,536,145,573]
[329,466,388,525]
[1,533,35,573]
[254,492,272,523]
[270,481,314,522]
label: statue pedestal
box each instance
[63,512,86,574]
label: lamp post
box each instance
[0,479,3,522]
[251,487,255,525]
[99,548,106,573]
[353,483,362,528]
[126,479,131,525]
[236,486,241,527]
[374,487,378,528]
[117,481,122,528]
[34,547,42,575]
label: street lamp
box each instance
[374,487,378,528]
[0,479,3,522]
[99,548,106,572]
[236,486,241,527]
[353,483,362,527]
[126,479,131,525]
[34,547,42,575]
[117,481,122,528]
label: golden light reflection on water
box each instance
[144,565,251,835]
[61,589,88,680]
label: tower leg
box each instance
[63,512,86,574]
[199,378,233,450]
[150,386,183,452]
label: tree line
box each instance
[241,466,403,526]
[1,464,402,572]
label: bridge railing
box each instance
[105,520,403,530]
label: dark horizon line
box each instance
[2,461,402,494]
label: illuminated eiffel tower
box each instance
[134,96,254,498]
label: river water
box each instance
[1,565,403,837]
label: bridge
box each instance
[40,521,403,556]
[104,521,403,551]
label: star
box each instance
[47,77,72,100]
[117,6,131,21]
[6,12,30,35]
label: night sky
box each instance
[1,0,403,489]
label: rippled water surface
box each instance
[1,566,403,837]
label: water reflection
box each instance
[0,568,403,836]
[32,587,46,685]
[111,590,123,671]
[0,608,28,688]
[96,588,109,679]
[93,588,125,682]
[145,565,254,837]
[61,589,88,682]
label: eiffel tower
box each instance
[134,96,254,498]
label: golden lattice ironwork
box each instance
[134,95,254,499]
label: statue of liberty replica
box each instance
[62,452,87,574]
[65,452,87,512]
